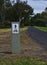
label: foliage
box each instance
[35,26,47,32]
[0,0,4,9]
[31,12,47,26]
[5,2,33,22]
[0,57,47,65]
[0,0,4,21]
[0,1,33,28]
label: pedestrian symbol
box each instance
[12,22,19,34]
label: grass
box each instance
[0,26,29,34]
[35,26,47,32]
[20,26,29,31]
[0,57,47,65]
[0,28,11,34]
[0,27,47,65]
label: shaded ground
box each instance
[0,27,47,61]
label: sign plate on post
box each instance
[12,22,20,54]
[12,23,19,34]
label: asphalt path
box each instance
[27,26,47,48]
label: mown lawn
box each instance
[0,57,47,65]
[0,28,11,34]
[35,26,47,32]
[0,26,28,33]
[0,27,47,65]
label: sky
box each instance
[11,0,47,14]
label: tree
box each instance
[0,0,4,9]
[0,0,4,15]
[45,7,47,13]
[4,0,12,9]
[0,0,4,22]
[0,1,33,27]
[0,0,12,28]
[12,2,33,26]
[31,10,47,26]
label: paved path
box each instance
[27,26,47,48]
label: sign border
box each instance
[11,22,20,34]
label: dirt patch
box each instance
[0,28,47,61]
